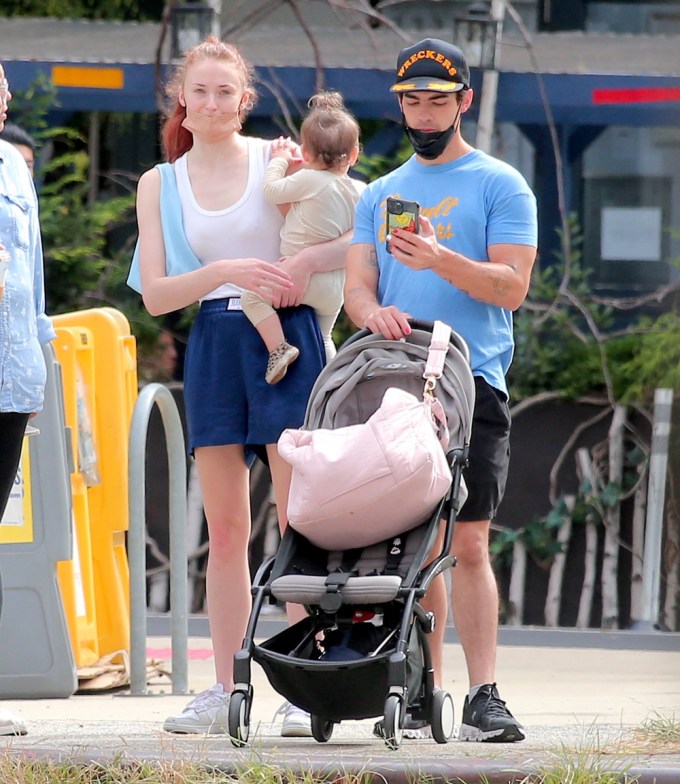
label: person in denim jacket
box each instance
[0,60,55,737]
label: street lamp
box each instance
[170,2,216,60]
[453,0,506,153]
[453,1,500,71]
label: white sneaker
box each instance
[373,715,431,740]
[0,706,27,736]
[163,684,230,734]
[273,701,312,737]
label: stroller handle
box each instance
[341,318,471,366]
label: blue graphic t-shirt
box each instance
[351,149,537,396]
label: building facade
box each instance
[1,0,679,297]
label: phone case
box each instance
[386,198,419,252]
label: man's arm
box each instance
[434,241,535,310]
[388,216,536,311]
[344,242,411,339]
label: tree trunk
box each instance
[576,448,598,629]
[663,510,679,631]
[545,495,574,627]
[507,538,526,626]
[601,405,626,629]
[629,472,648,623]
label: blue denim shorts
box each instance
[183,298,325,456]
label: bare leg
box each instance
[419,570,447,688]
[257,313,287,353]
[419,524,447,688]
[267,443,307,625]
[450,521,498,687]
[194,444,252,689]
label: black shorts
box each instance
[457,376,511,522]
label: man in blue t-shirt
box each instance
[345,38,538,743]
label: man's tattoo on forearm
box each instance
[361,246,378,269]
[491,276,511,297]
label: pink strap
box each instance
[424,320,452,380]
[422,321,451,448]
[428,397,450,449]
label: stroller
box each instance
[228,320,475,749]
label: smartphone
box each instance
[386,197,420,252]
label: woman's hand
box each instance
[271,254,311,308]
[220,258,293,303]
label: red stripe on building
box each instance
[593,87,680,105]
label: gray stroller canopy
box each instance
[304,321,476,457]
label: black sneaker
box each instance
[459,683,525,743]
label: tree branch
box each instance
[548,404,612,506]
[222,0,286,38]
[286,0,326,92]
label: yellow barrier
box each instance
[52,308,138,660]
[51,326,100,668]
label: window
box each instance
[582,176,672,290]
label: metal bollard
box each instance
[632,388,674,631]
[128,383,188,695]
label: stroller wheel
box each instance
[383,694,404,750]
[228,690,250,747]
[310,714,334,743]
[431,689,455,744]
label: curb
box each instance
[218,756,680,784]
[4,747,679,784]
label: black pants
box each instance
[0,412,30,519]
[0,412,30,619]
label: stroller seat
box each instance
[270,519,436,608]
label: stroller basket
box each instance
[253,616,422,722]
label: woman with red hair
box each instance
[130,36,347,737]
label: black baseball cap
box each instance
[390,38,470,94]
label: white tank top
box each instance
[174,137,284,300]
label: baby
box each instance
[242,91,362,383]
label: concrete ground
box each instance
[1,621,679,783]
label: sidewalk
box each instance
[1,625,679,783]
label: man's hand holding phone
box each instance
[387,207,442,273]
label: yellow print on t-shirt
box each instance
[378,195,458,243]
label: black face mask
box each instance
[402,99,464,160]
[403,122,456,159]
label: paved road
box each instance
[1,626,679,783]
